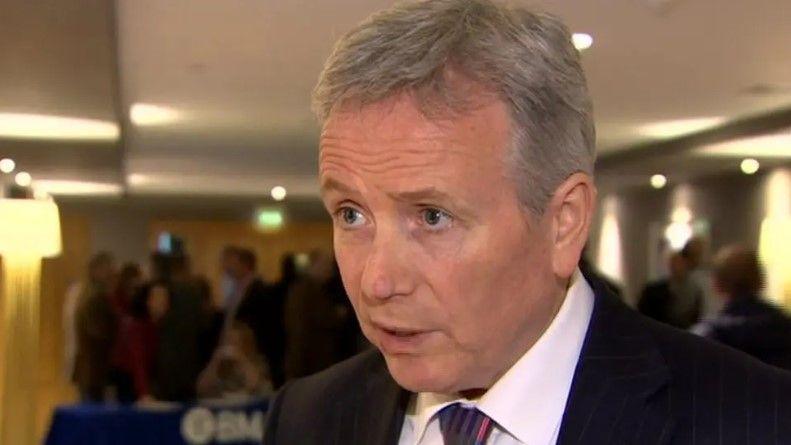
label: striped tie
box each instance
[438,403,495,445]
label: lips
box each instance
[371,320,433,354]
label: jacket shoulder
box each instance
[285,348,381,401]
[264,349,384,443]
[640,312,791,399]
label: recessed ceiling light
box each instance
[741,158,760,175]
[639,117,725,139]
[15,171,32,187]
[271,186,287,201]
[572,33,593,51]
[695,131,791,158]
[650,174,667,189]
[33,180,123,196]
[126,173,151,186]
[0,158,15,174]
[130,103,180,126]
[0,113,119,141]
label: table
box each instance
[45,398,269,445]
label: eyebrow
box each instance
[320,177,357,196]
[390,187,456,205]
[321,177,461,208]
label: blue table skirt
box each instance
[46,398,269,445]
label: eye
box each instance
[335,206,367,228]
[419,207,452,230]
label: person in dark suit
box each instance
[264,1,791,443]
[74,252,118,402]
[151,253,205,401]
[233,249,287,388]
[693,245,791,370]
[638,252,703,329]
[283,251,359,380]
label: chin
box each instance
[380,351,462,394]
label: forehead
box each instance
[318,94,512,189]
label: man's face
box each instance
[93,260,117,289]
[221,252,234,272]
[319,93,562,393]
[222,253,242,279]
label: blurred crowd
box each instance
[64,235,791,406]
[64,246,364,405]
[636,238,791,371]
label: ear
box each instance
[548,173,597,279]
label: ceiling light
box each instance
[130,103,180,126]
[127,173,150,186]
[33,180,123,196]
[572,33,593,51]
[650,174,667,189]
[271,186,287,201]
[0,158,15,173]
[695,131,791,158]
[741,158,760,175]
[0,113,119,140]
[15,171,32,187]
[639,117,725,139]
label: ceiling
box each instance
[1,0,790,207]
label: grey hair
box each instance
[313,0,595,213]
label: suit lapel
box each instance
[335,352,410,445]
[558,278,674,445]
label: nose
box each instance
[360,225,414,302]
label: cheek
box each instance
[438,225,548,341]
[334,239,365,309]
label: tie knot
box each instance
[438,403,494,445]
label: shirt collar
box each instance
[405,270,595,444]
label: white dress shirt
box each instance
[398,271,595,445]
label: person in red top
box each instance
[112,263,142,317]
[113,282,170,402]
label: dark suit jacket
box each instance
[154,280,204,401]
[702,296,791,371]
[236,277,286,387]
[264,278,791,444]
[637,279,702,330]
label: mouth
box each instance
[371,321,434,354]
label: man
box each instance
[284,250,358,380]
[151,253,205,401]
[232,248,287,388]
[638,252,703,329]
[219,245,241,310]
[693,245,791,371]
[264,1,791,443]
[682,236,720,318]
[73,252,118,401]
